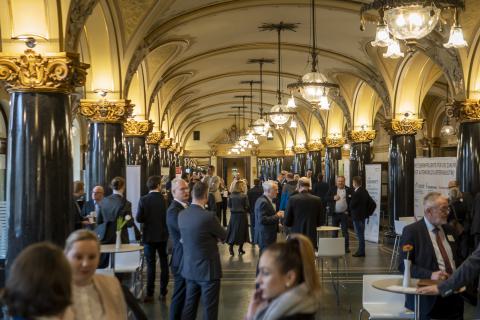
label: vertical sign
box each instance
[126,165,141,219]
[414,157,456,218]
[365,164,381,243]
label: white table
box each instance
[100,244,143,269]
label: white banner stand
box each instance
[365,164,381,243]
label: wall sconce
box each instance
[94,89,112,99]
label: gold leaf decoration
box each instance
[385,118,424,136]
[349,130,376,143]
[123,119,153,137]
[293,145,307,154]
[80,99,133,123]
[306,141,323,151]
[323,136,346,148]
[146,131,164,144]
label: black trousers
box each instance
[222,197,228,226]
[182,279,220,320]
[169,266,186,320]
[332,212,349,250]
[215,202,224,226]
[144,241,169,296]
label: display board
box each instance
[365,164,381,243]
[126,165,141,218]
[414,157,456,218]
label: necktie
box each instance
[433,227,454,274]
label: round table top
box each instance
[372,278,436,296]
[317,226,341,232]
[100,244,144,253]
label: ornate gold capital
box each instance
[293,145,307,154]
[349,130,376,143]
[283,149,294,156]
[124,119,154,137]
[323,136,346,148]
[306,141,323,151]
[384,118,424,136]
[146,131,164,144]
[447,100,480,122]
[169,142,178,152]
[80,99,133,123]
[160,137,172,149]
[0,49,89,93]
[250,148,260,156]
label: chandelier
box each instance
[440,85,456,136]
[259,22,297,128]
[288,0,339,109]
[361,1,467,58]
[248,58,274,136]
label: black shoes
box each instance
[238,249,246,255]
[229,246,234,256]
[352,252,365,257]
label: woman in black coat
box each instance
[226,180,250,256]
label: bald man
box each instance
[81,185,104,221]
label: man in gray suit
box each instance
[178,181,227,320]
[254,180,283,253]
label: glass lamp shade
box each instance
[267,130,273,139]
[299,72,330,104]
[269,104,290,125]
[290,118,297,128]
[371,23,391,47]
[444,26,468,48]
[239,138,249,147]
[253,118,268,135]
[383,38,404,59]
[287,95,297,108]
[246,131,255,142]
[384,5,440,41]
[253,137,259,145]
[319,95,330,110]
[440,124,455,136]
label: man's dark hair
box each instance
[352,176,362,186]
[209,165,215,171]
[192,181,209,200]
[254,178,261,186]
[146,175,161,191]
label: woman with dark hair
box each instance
[246,234,321,320]
[226,180,250,256]
[2,242,72,319]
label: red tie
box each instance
[433,227,453,274]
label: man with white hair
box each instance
[254,180,284,253]
[398,192,463,320]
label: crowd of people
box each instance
[7,165,480,320]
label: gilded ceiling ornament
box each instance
[349,130,376,143]
[283,149,294,156]
[448,100,480,122]
[323,136,346,148]
[0,49,89,93]
[384,118,424,135]
[123,119,154,137]
[208,146,217,156]
[80,99,133,123]
[293,145,307,154]
[306,141,323,151]
[146,131,163,144]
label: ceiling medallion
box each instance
[323,136,346,148]
[80,99,133,123]
[349,130,377,143]
[123,119,154,137]
[0,49,89,93]
[385,118,424,135]
[361,1,467,58]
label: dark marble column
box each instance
[385,119,423,229]
[349,130,375,185]
[293,146,307,176]
[451,100,480,195]
[146,132,163,178]
[80,99,132,196]
[307,141,323,178]
[124,119,153,197]
[323,137,345,187]
[0,49,88,264]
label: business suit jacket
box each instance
[399,219,462,318]
[284,191,323,247]
[166,200,186,273]
[325,186,353,213]
[136,191,168,243]
[81,199,97,217]
[178,204,227,281]
[97,194,132,244]
[349,187,370,221]
[312,181,329,202]
[247,186,263,212]
[64,274,128,320]
[254,195,279,249]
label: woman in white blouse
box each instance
[63,230,127,320]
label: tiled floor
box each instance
[140,229,476,319]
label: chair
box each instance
[389,219,415,271]
[114,246,144,299]
[358,274,414,320]
[317,237,347,306]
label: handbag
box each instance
[449,204,465,236]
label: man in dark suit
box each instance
[284,177,323,248]
[326,176,353,252]
[399,192,464,320]
[136,176,169,303]
[350,176,371,257]
[254,180,284,253]
[166,178,190,320]
[179,181,227,320]
[247,178,264,244]
[81,185,104,218]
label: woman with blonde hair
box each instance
[246,234,321,320]
[226,179,250,256]
[63,229,128,319]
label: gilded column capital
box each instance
[208,146,218,156]
[80,99,133,123]
[169,142,178,152]
[323,136,346,148]
[306,141,323,151]
[384,118,424,136]
[146,131,164,144]
[124,119,154,137]
[447,100,480,122]
[0,49,89,93]
[293,145,307,154]
[160,137,172,149]
[349,130,376,143]
[250,148,260,156]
